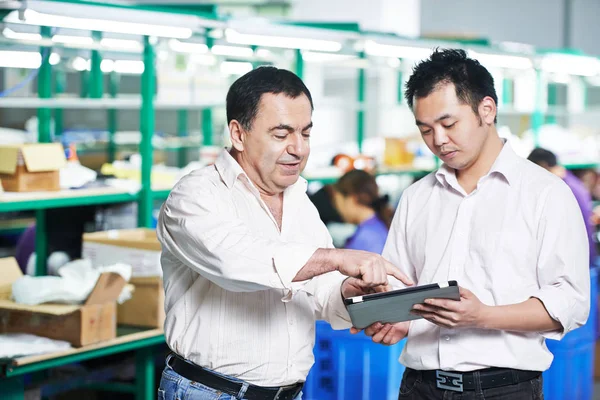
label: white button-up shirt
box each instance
[384,142,590,372]
[157,150,351,386]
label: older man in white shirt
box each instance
[156,66,412,400]
[362,49,590,400]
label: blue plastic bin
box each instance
[543,267,598,400]
[304,321,406,400]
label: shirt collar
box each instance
[435,139,520,187]
[214,148,308,194]
[214,149,246,189]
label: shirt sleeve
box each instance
[382,193,418,290]
[309,227,352,329]
[531,180,590,340]
[157,178,318,294]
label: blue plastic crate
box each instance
[304,322,406,400]
[543,267,598,400]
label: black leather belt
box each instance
[417,367,541,392]
[168,354,303,400]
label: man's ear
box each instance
[479,96,497,125]
[229,120,245,152]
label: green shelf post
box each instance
[0,376,25,400]
[53,69,66,137]
[199,32,215,148]
[202,108,213,146]
[139,36,155,228]
[251,45,260,69]
[546,83,557,124]
[90,31,103,99]
[295,49,304,79]
[177,109,188,168]
[397,62,403,104]
[108,71,120,162]
[38,27,52,143]
[80,70,89,98]
[35,26,53,277]
[135,347,155,400]
[502,78,513,106]
[531,69,544,146]
[357,51,366,153]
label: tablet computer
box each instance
[344,281,460,329]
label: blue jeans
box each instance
[158,360,303,400]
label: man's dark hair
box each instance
[404,48,498,123]
[226,66,313,131]
[527,148,558,168]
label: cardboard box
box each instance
[0,257,126,347]
[82,229,164,328]
[82,228,161,277]
[0,144,66,192]
[117,276,164,328]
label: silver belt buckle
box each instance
[436,370,464,392]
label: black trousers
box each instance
[398,368,544,400]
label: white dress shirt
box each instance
[157,150,351,386]
[384,142,590,372]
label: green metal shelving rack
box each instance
[0,2,599,398]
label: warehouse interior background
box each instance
[0,0,599,399]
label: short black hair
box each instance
[226,66,313,131]
[404,48,498,123]
[527,148,558,167]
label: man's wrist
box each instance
[313,248,341,272]
[477,304,495,330]
[340,277,351,299]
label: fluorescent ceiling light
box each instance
[220,61,253,75]
[539,53,600,77]
[169,39,208,54]
[114,60,144,74]
[0,50,41,69]
[2,27,41,41]
[5,9,192,39]
[387,58,401,68]
[72,56,90,71]
[255,48,272,58]
[364,40,432,60]
[208,29,224,39]
[225,29,342,52]
[548,73,571,84]
[190,54,217,66]
[101,59,114,73]
[302,51,356,63]
[469,50,533,70]
[157,50,169,61]
[53,34,93,45]
[101,38,143,51]
[49,53,61,65]
[212,45,254,58]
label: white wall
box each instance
[420,0,564,49]
[420,0,600,56]
[291,0,420,37]
[570,0,600,55]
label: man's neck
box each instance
[456,132,504,193]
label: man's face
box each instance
[236,93,312,194]
[412,83,491,171]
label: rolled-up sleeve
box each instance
[311,272,352,329]
[309,230,352,329]
[157,179,318,294]
[532,181,590,340]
